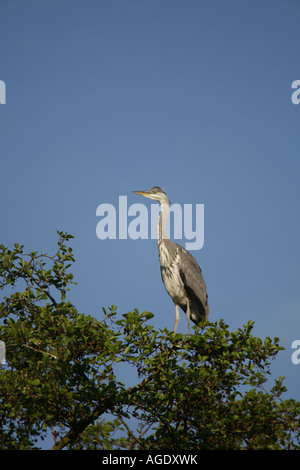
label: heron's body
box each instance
[133,186,209,334]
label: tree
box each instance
[0,232,300,450]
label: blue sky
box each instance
[1,0,300,440]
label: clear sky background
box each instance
[1,0,300,444]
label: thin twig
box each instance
[116,415,140,449]
[23,343,58,360]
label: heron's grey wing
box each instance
[176,245,209,320]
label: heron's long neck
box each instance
[157,202,170,244]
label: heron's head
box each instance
[133,186,170,205]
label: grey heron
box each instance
[133,186,209,334]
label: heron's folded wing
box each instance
[177,246,209,319]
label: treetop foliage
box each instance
[0,231,300,450]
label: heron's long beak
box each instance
[133,190,153,198]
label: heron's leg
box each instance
[174,304,180,333]
[186,299,191,335]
